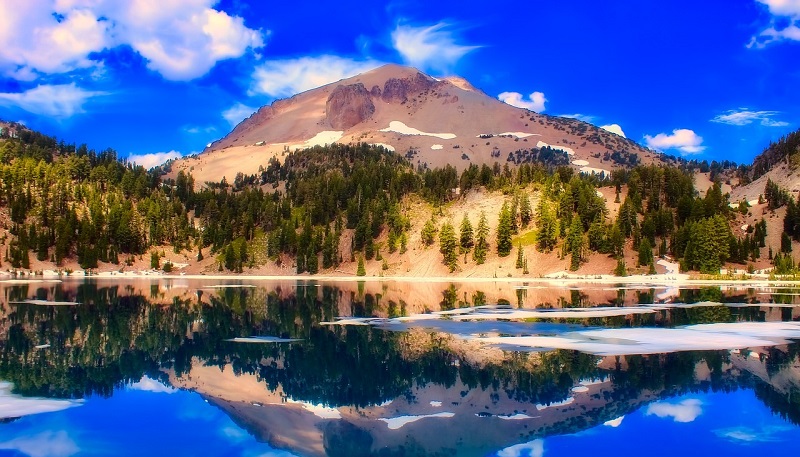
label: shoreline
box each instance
[3,269,800,287]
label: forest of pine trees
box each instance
[3,123,800,276]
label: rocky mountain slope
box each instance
[173,64,665,186]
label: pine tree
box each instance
[421,217,437,246]
[509,194,519,234]
[567,216,585,271]
[520,193,532,227]
[782,232,792,253]
[459,214,474,254]
[638,238,653,266]
[614,258,627,276]
[536,199,558,252]
[473,211,489,264]
[496,202,513,257]
[356,256,366,276]
[439,221,458,272]
[515,242,524,269]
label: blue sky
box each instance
[0,0,798,167]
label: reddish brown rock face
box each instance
[325,83,376,130]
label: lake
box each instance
[1,278,799,456]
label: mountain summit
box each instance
[177,65,661,185]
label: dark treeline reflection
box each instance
[1,282,798,426]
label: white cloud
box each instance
[561,113,596,123]
[128,376,176,393]
[757,0,800,16]
[498,91,547,112]
[0,0,264,81]
[0,431,79,457]
[601,123,626,137]
[222,102,256,127]
[391,22,479,72]
[644,128,705,155]
[0,83,106,117]
[603,416,625,427]
[750,1,800,47]
[250,55,381,98]
[127,150,182,169]
[714,425,792,443]
[711,109,789,127]
[0,382,83,419]
[646,399,702,423]
[497,439,544,457]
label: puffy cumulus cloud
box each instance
[604,416,625,427]
[711,109,789,127]
[391,23,480,72]
[0,431,79,457]
[250,55,382,98]
[498,91,547,112]
[600,123,626,137]
[0,0,110,78]
[0,381,83,419]
[222,102,257,127]
[750,0,800,47]
[0,83,106,117]
[128,376,176,394]
[497,439,544,457]
[645,398,702,423]
[0,0,264,81]
[127,150,183,169]
[757,0,800,16]
[644,129,705,155]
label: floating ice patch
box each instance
[286,399,341,419]
[431,144,443,150]
[380,412,455,429]
[448,306,657,321]
[477,322,800,356]
[225,336,301,343]
[0,381,83,419]
[290,131,344,149]
[11,299,80,306]
[380,121,456,139]
[536,141,574,155]
[370,143,395,152]
[571,159,589,166]
[536,397,574,410]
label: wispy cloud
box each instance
[644,129,705,155]
[222,102,257,127]
[601,123,626,137]
[561,113,596,123]
[391,22,479,72]
[711,108,789,127]
[604,416,625,427]
[250,55,381,98]
[0,430,79,457]
[127,150,183,169]
[0,0,265,81]
[645,398,702,422]
[0,83,106,117]
[749,0,800,47]
[498,91,547,112]
[0,381,83,419]
[714,425,792,443]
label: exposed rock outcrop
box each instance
[325,83,375,130]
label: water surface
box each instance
[1,278,799,456]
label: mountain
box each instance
[729,129,800,203]
[173,64,664,186]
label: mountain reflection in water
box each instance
[0,279,799,456]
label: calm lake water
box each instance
[1,278,799,456]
